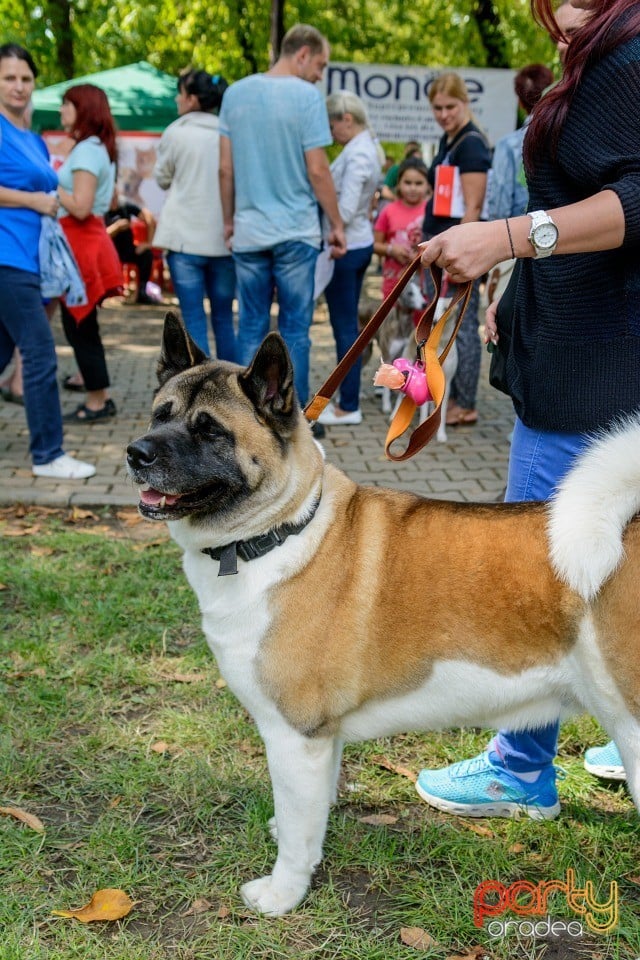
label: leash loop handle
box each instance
[304,251,425,422]
[383,276,472,461]
[304,253,473,462]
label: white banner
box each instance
[323,63,517,147]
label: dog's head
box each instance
[126,312,320,529]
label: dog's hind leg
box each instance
[241,725,338,916]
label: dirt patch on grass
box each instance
[0,504,170,543]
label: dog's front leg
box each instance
[241,727,338,916]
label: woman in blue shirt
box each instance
[0,44,94,479]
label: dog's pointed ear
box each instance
[157,311,208,386]
[239,333,297,425]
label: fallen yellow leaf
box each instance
[454,817,495,839]
[52,888,133,923]
[116,509,143,526]
[400,926,438,950]
[159,672,207,684]
[358,813,398,826]
[181,897,213,917]
[66,507,98,523]
[0,805,45,833]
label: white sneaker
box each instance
[33,454,96,480]
[317,405,362,426]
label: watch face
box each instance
[534,223,558,250]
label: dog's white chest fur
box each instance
[179,541,296,716]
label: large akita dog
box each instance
[127,312,640,917]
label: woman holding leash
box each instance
[416,0,640,820]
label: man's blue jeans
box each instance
[167,251,237,361]
[0,266,64,465]
[324,244,373,412]
[489,417,592,773]
[233,241,318,406]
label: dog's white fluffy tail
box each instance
[548,413,640,601]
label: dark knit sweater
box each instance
[505,34,640,432]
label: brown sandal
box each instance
[446,406,478,426]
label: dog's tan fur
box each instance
[260,473,585,736]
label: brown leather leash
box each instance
[304,253,473,461]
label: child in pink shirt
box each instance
[374,157,431,299]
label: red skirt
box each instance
[60,214,123,323]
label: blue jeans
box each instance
[233,241,318,406]
[489,417,592,773]
[0,266,64,465]
[324,245,373,412]
[167,251,237,361]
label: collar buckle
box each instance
[237,530,283,562]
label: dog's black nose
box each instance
[127,438,158,470]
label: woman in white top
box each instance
[154,70,236,360]
[317,91,382,426]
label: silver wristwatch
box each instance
[528,210,559,258]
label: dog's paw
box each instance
[268,815,278,841]
[240,875,307,916]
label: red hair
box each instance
[524,0,640,168]
[63,84,118,162]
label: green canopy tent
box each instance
[31,61,178,133]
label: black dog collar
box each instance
[202,496,321,577]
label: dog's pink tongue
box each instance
[139,488,181,506]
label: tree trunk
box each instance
[232,0,259,74]
[270,0,285,65]
[472,0,509,68]
[47,0,74,78]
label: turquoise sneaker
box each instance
[416,752,561,820]
[584,741,626,781]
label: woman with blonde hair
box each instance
[422,71,492,426]
[316,91,381,426]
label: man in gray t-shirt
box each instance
[219,23,346,408]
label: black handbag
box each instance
[488,259,519,396]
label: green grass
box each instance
[1,507,639,960]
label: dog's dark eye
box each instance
[194,412,222,438]
[153,401,173,423]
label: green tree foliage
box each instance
[0,0,556,87]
